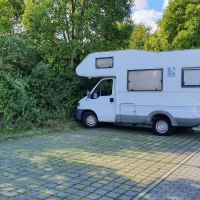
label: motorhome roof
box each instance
[76,49,200,78]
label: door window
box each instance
[92,79,113,98]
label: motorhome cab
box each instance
[76,49,200,136]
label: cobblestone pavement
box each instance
[0,126,200,200]
[142,149,200,200]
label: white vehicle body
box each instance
[76,49,200,135]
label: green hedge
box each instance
[0,36,87,131]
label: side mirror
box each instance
[93,93,97,99]
[87,90,92,98]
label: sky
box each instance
[132,0,169,32]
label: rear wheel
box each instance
[82,112,99,128]
[153,117,173,136]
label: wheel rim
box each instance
[156,120,169,134]
[86,115,97,126]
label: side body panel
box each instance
[115,65,200,127]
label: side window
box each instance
[182,68,200,87]
[128,69,163,91]
[96,57,113,69]
[92,79,113,98]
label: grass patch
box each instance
[0,119,83,141]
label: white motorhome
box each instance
[76,49,200,136]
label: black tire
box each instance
[152,117,174,136]
[82,112,99,128]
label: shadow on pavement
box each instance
[0,125,200,199]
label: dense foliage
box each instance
[145,0,200,51]
[0,0,133,130]
[129,25,151,50]
[0,0,24,35]
[23,0,133,67]
[0,36,39,129]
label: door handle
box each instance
[110,98,114,103]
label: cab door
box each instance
[89,78,116,122]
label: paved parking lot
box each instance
[0,126,200,200]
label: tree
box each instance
[146,0,200,51]
[144,33,169,52]
[0,0,25,35]
[129,25,151,50]
[23,0,134,67]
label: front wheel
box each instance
[153,117,174,136]
[82,112,99,128]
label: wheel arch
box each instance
[147,111,177,126]
[81,110,98,121]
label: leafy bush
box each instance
[0,36,86,131]
[0,36,39,130]
[27,63,83,124]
